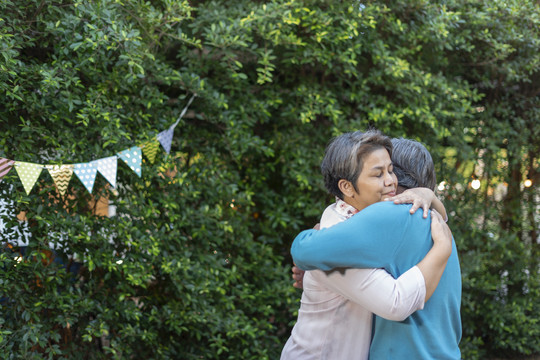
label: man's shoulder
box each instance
[362,201,412,215]
[358,202,428,228]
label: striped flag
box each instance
[47,165,74,197]
[140,137,160,164]
[0,158,15,180]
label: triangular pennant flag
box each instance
[0,158,15,181]
[157,126,175,154]
[117,147,142,177]
[74,162,98,193]
[140,138,160,164]
[47,165,74,197]
[94,156,117,188]
[15,162,43,195]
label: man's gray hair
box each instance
[321,129,393,199]
[391,138,436,191]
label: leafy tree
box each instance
[0,0,538,359]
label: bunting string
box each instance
[1,94,196,196]
[157,93,196,154]
[173,94,196,128]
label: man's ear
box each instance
[338,179,355,198]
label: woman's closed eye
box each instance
[375,170,393,177]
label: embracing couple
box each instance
[282,130,461,359]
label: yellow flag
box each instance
[140,137,160,164]
[47,165,74,197]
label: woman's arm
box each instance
[314,266,425,321]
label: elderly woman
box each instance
[281,130,454,359]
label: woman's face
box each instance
[347,148,398,211]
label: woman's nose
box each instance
[384,172,395,186]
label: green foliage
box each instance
[0,0,538,359]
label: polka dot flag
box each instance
[15,162,43,195]
[157,125,175,154]
[74,162,98,193]
[94,156,117,188]
[117,146,142,177]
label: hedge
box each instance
[1,1,538,359]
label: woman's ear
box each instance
[338,179,355,198]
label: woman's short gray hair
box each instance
[391,138,436,191]
[321,129,393,199]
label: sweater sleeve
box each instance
[291,202,428,271]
